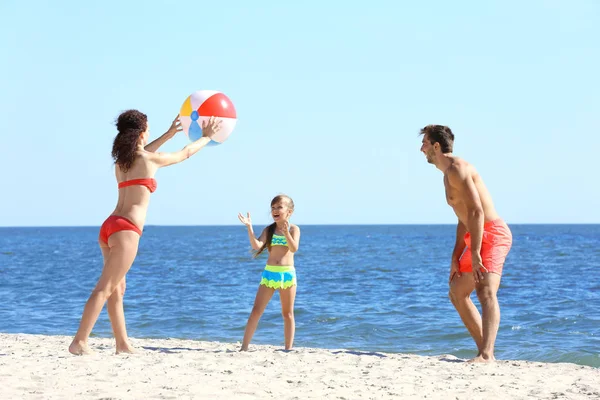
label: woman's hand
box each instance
[202,116,222,138]
[166,115,183,137]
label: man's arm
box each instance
[447,166,484,261]
[451,220,467,262]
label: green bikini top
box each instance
[271,234,288,247]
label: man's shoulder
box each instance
[447,158,475,180]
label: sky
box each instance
[0,0,598,227]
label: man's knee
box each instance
[476,286,497,305]
[449,283,470,300]
[448,290,456,304]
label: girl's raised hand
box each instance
[238,212,252,227]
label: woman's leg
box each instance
[69,231,139,355]
[98,244,132,353]
[107,276,132,354]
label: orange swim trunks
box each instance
[459,219,512,275]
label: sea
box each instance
[0,224,598,367]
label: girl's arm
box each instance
[247,227,266,250]
[282,222,300,253]
[238,212,265,250]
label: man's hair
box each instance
[420,125,454,154]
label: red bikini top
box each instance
[118,178,157,193]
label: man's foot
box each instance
[468,354,495,363]
[115,342,136,354]
[69,340,93,355]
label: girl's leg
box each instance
[240,285,275,351]
[69,232,139,355]
[279,285,297,350]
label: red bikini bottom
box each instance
[99,215,142,245]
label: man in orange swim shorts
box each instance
[420,125,513,363]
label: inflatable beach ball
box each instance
[179,90,237,145]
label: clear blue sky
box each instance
[1,1,598,226]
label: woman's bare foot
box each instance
[239,345,249,352]
[468,354,495,363]
[115,342,136,354]
[69,340,93,355]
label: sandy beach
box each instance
[1,333,598,399]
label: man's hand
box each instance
[472,255,488,283]
[449,259,461,285]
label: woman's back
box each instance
[112,152,158,229]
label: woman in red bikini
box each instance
[69,109,221,355]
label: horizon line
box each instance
[1,222,599,229]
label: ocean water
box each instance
[0,224,598,367]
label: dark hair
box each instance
[112,110,148,172]
[253,194,295,258]
[420,125,454,154]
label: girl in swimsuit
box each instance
[69,110,221,355]
[237,194,300,351]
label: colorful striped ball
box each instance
[179,90,237,146]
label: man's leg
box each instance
[471,273,502,362]
[449,273,482,352]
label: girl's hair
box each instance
[112,109,148,172]
[253,194,295,258]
